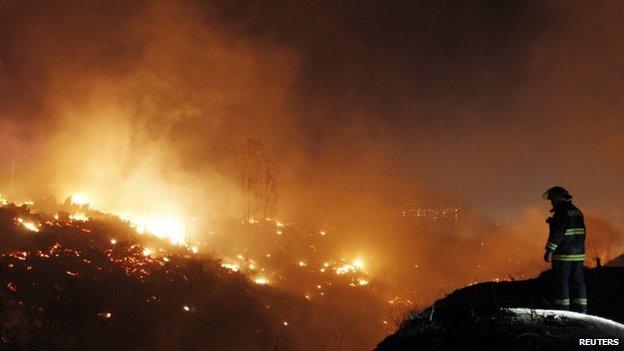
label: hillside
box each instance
[0,204,384,350]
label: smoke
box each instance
[3,0,623,219]
[1,0,302,218]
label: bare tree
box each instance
[328,325,348,351]
[592,240,602,268]
[236,138,278,221]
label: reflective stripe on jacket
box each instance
[545,201,586,261]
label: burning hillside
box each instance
[0,201,388,350]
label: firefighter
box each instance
[542,186,587,313]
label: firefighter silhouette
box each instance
[542,186,587,313]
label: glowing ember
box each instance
[99,312,112,319]
[298,260,307,267]
[183,305,190,311]
[110,239,118,245]
[142,248,153,256]
[190,246,199,254]
[357,278,369,286]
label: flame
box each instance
[66,191,191,247]
[123,215,187,246]
[254,277,269,285]
[221,261,240,272]
[17,218,40,232]
[71,194,90,206]
[69,213,89,222]
[335,258,365,275]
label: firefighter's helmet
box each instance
[542,186,572,200]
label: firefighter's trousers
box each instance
[551,260,587,313]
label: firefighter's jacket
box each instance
[545,201,586,261]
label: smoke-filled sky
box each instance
[1,0,624,225]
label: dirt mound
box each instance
[376,267,624,351]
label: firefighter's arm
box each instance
[544,210,568,252]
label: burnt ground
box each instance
[376,267,624,351]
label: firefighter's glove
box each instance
[543,250,551,262]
